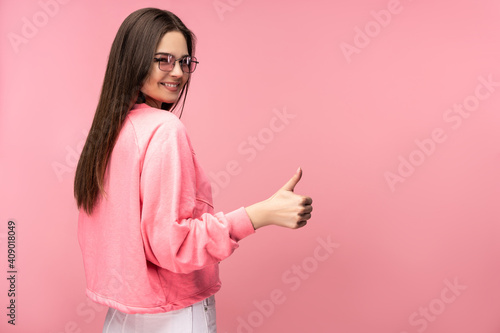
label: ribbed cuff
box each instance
[225,207,256,242]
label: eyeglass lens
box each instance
[157,54,197,73]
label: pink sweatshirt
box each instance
[77,103,255,314]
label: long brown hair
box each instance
[74,8,196,215]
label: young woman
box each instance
[74,7,313,333]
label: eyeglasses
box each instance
[153,53,199,73]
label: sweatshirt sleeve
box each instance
[139,117,255,274]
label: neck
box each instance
[143,96,162,109]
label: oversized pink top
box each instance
[77,103,255,314]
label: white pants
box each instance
[102,295,216,333]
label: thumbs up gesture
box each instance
[245,168,313,230]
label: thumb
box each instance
[281,167,302,192]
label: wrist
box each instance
[244,200,270,230]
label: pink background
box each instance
[1,0,500,332]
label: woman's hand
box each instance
[245,168,313,230]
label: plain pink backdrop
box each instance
[1,0,499,332]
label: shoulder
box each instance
[128,104,185,130]
[125,104,191,151]
[127,104,188,140]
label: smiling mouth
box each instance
[161,83,179,88]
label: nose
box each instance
[170,60,184,77]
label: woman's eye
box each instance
[158,56,173,63]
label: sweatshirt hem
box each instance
[85,282,221,314]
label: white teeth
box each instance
[163,83,178,87]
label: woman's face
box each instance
[141,31,190,108]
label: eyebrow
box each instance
[155,52,190,58]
